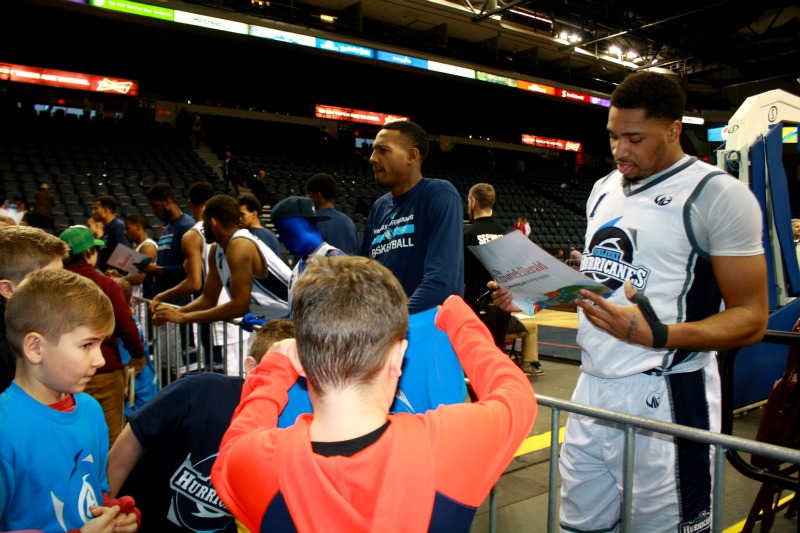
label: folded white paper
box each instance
[469,230,610,315]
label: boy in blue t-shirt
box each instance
[0,269,141,532]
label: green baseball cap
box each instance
[59,225,105,256]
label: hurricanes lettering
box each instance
[171,466,227,509]
[580,254,648,290]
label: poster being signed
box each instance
[469,231,610,315]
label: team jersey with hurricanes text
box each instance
[577,156,763,378]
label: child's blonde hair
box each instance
[6,269,114,358]
[0,226,68,288]
[248,318,295,364]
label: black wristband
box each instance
[630,292,669,349]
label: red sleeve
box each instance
[429,296,537,507]
[106,279,145,360]
[211,352,299,533]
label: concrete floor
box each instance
[469,357,799,533]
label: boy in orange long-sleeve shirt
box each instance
[212,255,536,532]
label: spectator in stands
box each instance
[569,247,582,262]
[211,255,536,532]
[491,71,768,532]
[306,172,359,254]
[28,183,56,230]
[151,194,291,328]
[107,318,295,532]
[361,120,464,313]
[523,217,531,237]
[92,194,131,273]
[192,113,204,148]
[793,218,800,264]
[248,169,270,206]
[237,192,282,257]
[143,183,195,305]
[0,225,68,394]
[220,149,242,195]
[107,213,157,301]
[60,225,146,448]
[512,217,524,233]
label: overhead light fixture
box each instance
[609,45,622,57]
[320,14,337,23]
[626,50,638,60]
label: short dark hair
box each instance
[188,181,215,207]
[292,256,407,395]
[306,173,337,200]
[95,195,117,213]
[203,194,240,229]
[237,193,262,213]
[125,213,150,230]
[610,72,686,123]
[469,183,496,210]
[381,121,429,162]
[145,183,176,203]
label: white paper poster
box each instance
[469,230,610,315]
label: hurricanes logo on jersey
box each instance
[580,220,650,292]
[168,454,232,531]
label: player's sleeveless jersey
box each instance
[578,157,736,378]
[188,221,210,279]
[133,238,157,300]
[215,229,290,320]
[287,242,342,310]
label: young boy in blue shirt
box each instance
[0,269,141,532]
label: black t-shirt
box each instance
[123,372,243,532]
[463,216,507,306]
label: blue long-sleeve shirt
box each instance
[361,178,464,313]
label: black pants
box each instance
[473,304,512,350]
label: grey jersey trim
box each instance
[624,157,698,197]
[683,170,727,262]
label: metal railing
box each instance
[488,328,800,533]
[507,394,800,533]
[132,297,255,387]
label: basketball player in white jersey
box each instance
[153,194,291,329]
[492,72,768,532]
